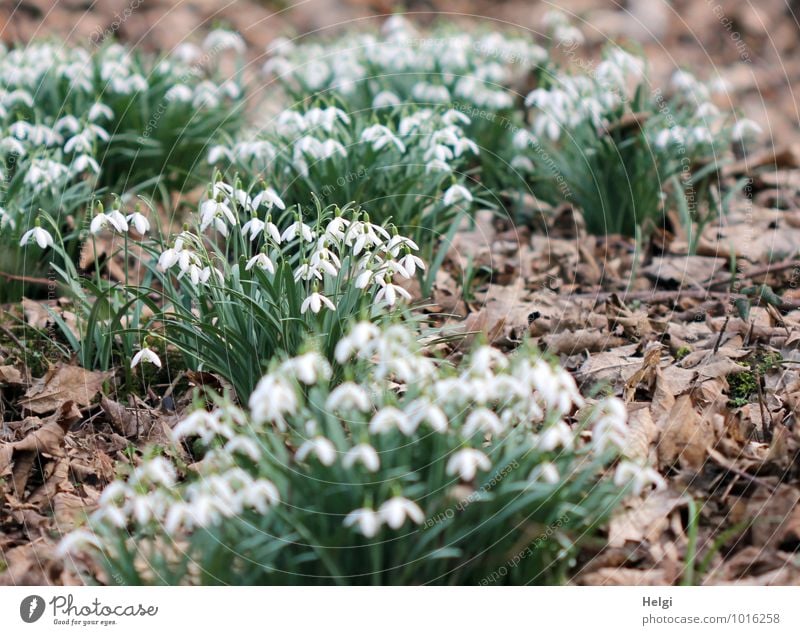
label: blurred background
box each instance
[2,0,798,140]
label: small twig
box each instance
[572,288,800,312]
[0,270,51,286]
[0,324,25,352]
[754,364,772,443]
[712,315,729,354]
[705,257,800,290]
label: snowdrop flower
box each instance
[442,184,473,206]
[343,444,380,472]
[223,436,262,461]
[71,154,101,174]
[426,159,452,173]
[263,217,282,244]
[134,457,177,487]
[0,208,15,230]
[131,346,162,369]
[88,102,113,122]
[199,198,236,235]
[282,220,314,243]
[334,321,380,362]
[613,461,666,496]
[245,252,275,273]
[361,124,406,152]
[252,187,286,210]
[203,29,246,54]
[126,210,150,235]
[344,507,382,538]
[731,119,762,142]
[208,145,234,164]
[375,281,412,307]
[295,436,337,466]
[530,462,560,485]
[282,351,331,385]
[395,253,425,278]
[369,407,412,435]
[463,408,504,437]
[90,211,127,235]
[373,91,402,108]
[56,529,103,557]
[537,421,575,451]
[241,216,265,241]
[406,399,448,433]
[696,102,719,118]
[173,42,203,64]
[379,496,425,529]
[19,224,53,249]
[326,382,371,412]
[446,449,491,481]
[240,479,281,513]
[54,115,81,134]
[301,291,336,314]
[249,374,298,427]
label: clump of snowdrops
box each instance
[38,177,424,397]
[60,320,663,585]
[509,12,761,238]
[262,15,547,190]
[1,31,246,299]
[209,105,481,279]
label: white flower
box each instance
[326,382,371,412]
[282,220,314,243]
[731,119,762,142]
[295,436,337,466]
[88,102,113,122]
[406,399,448,433]
[374,282,412,307]
[56,529,103,557]
[537,421,575,451]
[223,436,262,461]
[208,145,234,164]
[301,291,336,314]
[239,479,280,514]
[19,226,53,249]
[446,449,491,481]
[373,91,401,108]
[463,408,504,437]
[90,211,128,235]
[361,124,406,152]
[252,187,286,210]
[203,29,246,54]
[249,374,298,428]
[0,208,15,230]
[245,253,275,273]
[396,253,425,278]
[71,154,100,174]
[369,407,412,435]
[592,398,629,453]
[242,217,265,241]
[442,184,473,206]
[334,322,380,363]
[343,444,380,472]
[344,507,382,538]
[131,347,162,369]
[126,211,150,235]
[530,462,560,485]
[281,351,331,385]
[379,496,425,529]
[614,461,666,496]
[199,199,236,234]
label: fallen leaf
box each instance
[657,395,715,470]
[20,364,112,414]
